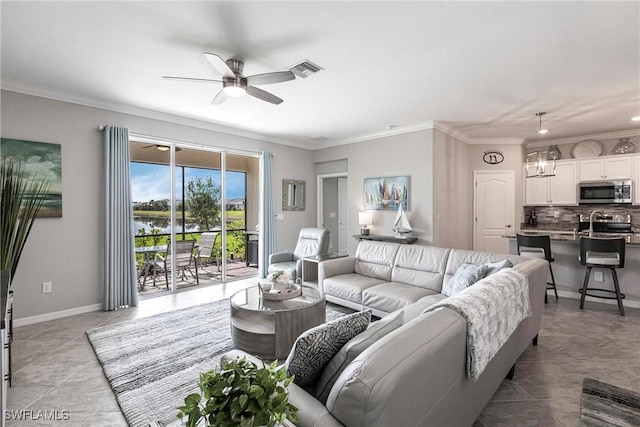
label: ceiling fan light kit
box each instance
[222,78,247,97]
[164,52,295,105]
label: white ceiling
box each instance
[2,1,639,149]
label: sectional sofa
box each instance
[225,240,548,426]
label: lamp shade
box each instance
[358,212,373,226]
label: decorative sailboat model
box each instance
[392,205,412,237]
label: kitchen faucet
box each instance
[589,210,603,237]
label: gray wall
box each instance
[1,90,316,321]
[432,129,472,249]
[314,130,434,254]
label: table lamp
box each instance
[358,212,373,236]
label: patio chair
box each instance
[195,232,221,276]
[155,239,199,288]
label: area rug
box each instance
[86,299,347,427]
[580,378,640,427]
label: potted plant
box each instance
[177,357,298,427]
[0,158,50,282]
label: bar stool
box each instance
[579,237,626,316]
[516,234,558,304]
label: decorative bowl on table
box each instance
[260,282,302,300]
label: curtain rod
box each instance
[99,127,268,158]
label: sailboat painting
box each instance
[363,175,409,211]
[393,205,412,237]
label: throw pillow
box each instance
[284,310,370,387]
[313,309,404,404]
[484,259,513,277]
[442,262,488,297]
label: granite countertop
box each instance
[503,229,640,246]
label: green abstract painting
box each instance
[1,138,62,217]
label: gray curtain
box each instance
[259,151,276,278]
[103,126,138,310]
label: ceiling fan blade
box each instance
[204,52,235,78]
[246,71,295,86]
[247,86,283,105]
[162,76,222,83]
[212,90,228,105]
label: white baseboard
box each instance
[14,303,103,327]
[555,290,640,309]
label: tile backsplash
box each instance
[523,205,640,232]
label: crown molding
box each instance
[316,121,438,149]
[1,82,315,150]
[525,128,640,148]
[432,121,472,144]
[432,121,525,145]
[465,137,526,145]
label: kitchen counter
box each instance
[502,230,640,307]
[503,229,640,245]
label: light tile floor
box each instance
[7,283,640,427]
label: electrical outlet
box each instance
[554,211,560,219]
[594,271,604,282]
[42,281,52,293]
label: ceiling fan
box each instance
[140,144,181,152]
[163,53,295,105]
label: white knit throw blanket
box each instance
[423,268,531,381]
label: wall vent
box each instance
[287,59,324,79]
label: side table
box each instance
[302,253,348,287]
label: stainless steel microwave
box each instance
[578,180,632,204]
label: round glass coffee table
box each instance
[230,285,325,360]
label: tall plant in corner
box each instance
[0,158,50,282]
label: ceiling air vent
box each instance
[311,136,330,142]
[287,59,324,79]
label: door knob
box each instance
[506,224,512,228]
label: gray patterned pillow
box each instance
[313,309,403,403]
[285,311,370,387]
[484,259,513,277]
[443,262,488,297]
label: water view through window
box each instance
[131,162,246,235]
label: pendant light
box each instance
[526,112,556,178]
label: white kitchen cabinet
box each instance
[524,161,578,206]
[579,156,632,181]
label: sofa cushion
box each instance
[391,245,450,291]
[323,274,385,304]
[285,311,371,387]
[354,241,400,281]
[313,310,404,404]
[363,282,438,314]
[484,259,513,277]
[444,249,525,288]
[442,262,488,297]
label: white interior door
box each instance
[338,177,348,254]
[474,171,515,254]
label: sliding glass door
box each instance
[130,140,259,297]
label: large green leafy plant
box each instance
[0,158,50,281]
[178,357,298,427]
